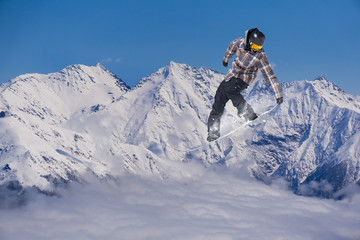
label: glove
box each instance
[222,61,228,67]
[276,97,283,105]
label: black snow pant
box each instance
[208,77,251,133]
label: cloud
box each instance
[101,57,113,63]
[101,57,122,64]
[0,166,359,240]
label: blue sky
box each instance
[0,0,359,95]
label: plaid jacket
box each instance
[223,37,283,99]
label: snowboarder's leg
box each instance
[232,96,257,121]
[227,77,258,121]
[241,104,258,121]
[207,81,229,142]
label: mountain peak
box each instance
[63,63,108,74]
[297,76,360,113]
[314,75,327,81]
[136,61,188,85]
[168,60,182,67]
[166,61,194,72]
[165,61,184,74]
[63,63,90,72]
[310,75,344,93]
[168,60,177,66]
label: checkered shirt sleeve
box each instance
[258,52,283,99]
[223,39,239,64]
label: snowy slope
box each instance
[0,62,359,198]
[62,61,225,179]
[0,63,130,190]
[238,77,360,195]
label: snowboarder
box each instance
[207,28,283,142]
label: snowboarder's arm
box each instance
[259,53,283,99]
[223,39,239,65]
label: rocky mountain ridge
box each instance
[1,62,359,198]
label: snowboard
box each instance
[187,104,278,153]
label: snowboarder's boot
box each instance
[207,130,220,142]
[243,110,258,121]
[207,119,220,142]
[238,103,258,122]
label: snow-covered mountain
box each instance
[0,63,130,191]
[1,62,359,198]
[242,77,360,197]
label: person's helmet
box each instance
[246,28,265,51]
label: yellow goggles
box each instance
[250,42,262,51]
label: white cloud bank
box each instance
[0,164,359,240]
